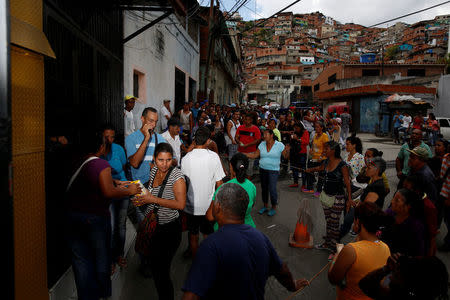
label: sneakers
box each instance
[258,207,269,215]
[289,183,299,188]
[268,209,277,217]
[302,188,314,193]
[314,192,321,197]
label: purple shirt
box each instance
[66,158,111,216]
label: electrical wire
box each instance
[368,0,450,27]
[240,0,303,34]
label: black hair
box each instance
[102,123,115,132]
[428,112,436,120]
[437,138,450,152]
[246,111,258,125]
[354,202,387,234]
[346,133,363,154]
[215,183,249,220]
[142,107,157,117]
[315,121,325,131]
[391,256,448,300]
[167,117,181,127]
[230,153,249,184]
[366,147,383,158]
[264,128,275,139]
[154,142,174,159]
[326,140,341,158]
[396,188,425,221]
[80,129,110,157]
[194,126,211,145]
[404,175,424,195]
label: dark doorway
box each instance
[189,77,197,102]
[175,67,186,113]
[43,2,123,288]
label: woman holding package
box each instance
[66,131,141,300]
[305,141,352,254]
[132,143,186,300]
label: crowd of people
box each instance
[65,96,449,300]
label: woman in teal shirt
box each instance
[247,129,289,216]
[207,153,257,230]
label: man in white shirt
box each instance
[161,117,182,167]
[124,95,136,137]
[399,112,412,143]
[160,99,172,132]
[181,126,225,258]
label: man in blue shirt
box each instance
[182,183,308,300]
[392,110,403,144]
[125,107,166,185]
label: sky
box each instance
[212,0,450,27]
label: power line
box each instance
[369,0,450,27]
[240,0,303,34]
[242,2,265,20]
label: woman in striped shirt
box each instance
[133,143,186,300]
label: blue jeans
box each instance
[260,168,279,206]
[305,160,324,192]
[291,154,307,185]
[67,212,111,300]
[340,206,355,238]
[110,197,129,262]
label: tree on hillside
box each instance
[385,45,399,60]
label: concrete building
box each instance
[312,63,445,94]
[198,6,242,105]
[124,7,201,132]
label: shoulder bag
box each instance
[135,166,174,256]
[66,156,99,192]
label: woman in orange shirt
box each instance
[328,202,391,300]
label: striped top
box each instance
[440,153,450,199]
[145,167,185,225]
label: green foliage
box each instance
[385,45,399,60]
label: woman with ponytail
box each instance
[207,153,257,230]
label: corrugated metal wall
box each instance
[43,1,124,287]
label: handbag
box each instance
[319,191,335,208]
[135,166,174,256]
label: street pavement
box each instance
[118,134,450,300]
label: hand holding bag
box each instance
[135,167,174,256]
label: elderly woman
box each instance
[246,129,289,216]
[133,143,186,300]
[306,141,352,254]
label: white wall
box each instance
[434,75,450,117]
[124,11,200,131]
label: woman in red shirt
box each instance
[288,122,309,188]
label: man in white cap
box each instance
[124,95,137,137]
[160,99,172,132]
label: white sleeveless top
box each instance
[180,110,192,130]
[225,119,240,145]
